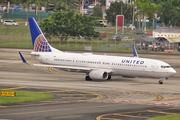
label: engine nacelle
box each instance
[89,69,108,80]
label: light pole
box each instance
[82,0,84,16]
[66,0,67,11]
[121,0,123,15]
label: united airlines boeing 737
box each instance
[19,17,176,84]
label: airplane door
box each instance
[44,55,49,61]
[41,55,49,62]
[151,63,156,72]
[151,63,158,76]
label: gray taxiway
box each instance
[0,48,180,120]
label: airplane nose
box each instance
[173,69,176,74]
[171,69,176,75]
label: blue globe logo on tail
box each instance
[28,17,52,52]
[34,34,52,52]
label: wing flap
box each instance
[33,64,112,74]
[33,64,91,71]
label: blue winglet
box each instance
[19,52,27,63]
[133,46,138,57]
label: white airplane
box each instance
[19,17,176,84]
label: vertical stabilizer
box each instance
[28,17,52,52]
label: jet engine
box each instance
[89,69,108,80]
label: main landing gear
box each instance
[85,76,92,81]
[158,78,166,84]
[107,75,111,80]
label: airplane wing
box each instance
[19,52,112,73]
[33,64,91,72]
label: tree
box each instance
[130,0,137,28]
[157,0,178,26]
[123,3,133,24]
[171,0,180,26]
[137,0,152,30]
[39,11,101,37]
[146,4,156,30]
[105,1,133,25]
[46,0,79,12]
[24,0,47,20]
[91,5,102,18]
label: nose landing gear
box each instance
[158,78,167,84]
[159,80,163,84]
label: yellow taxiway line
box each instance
[2,86,27,90]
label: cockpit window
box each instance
[161,66,171,68]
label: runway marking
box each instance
[161,97,180,101]
[96,113,149,120]
[48,67,67,75]
[113,113,149,118]
[86,92,104,102]
[42,90,74,93]
[147,110,175,115]
[2,86,26,90]
[56,94,94,96]
[61,97,89,99]
[0,103,126,116]
[114,88,163,103]
[96,107,180,120]
[0,105,7,108]
[48,67,57,73]
[97,117,121,120]
[134,88,180,93]
[43,90,103,102]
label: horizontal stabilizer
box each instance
[19,52,27,63]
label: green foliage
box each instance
[46,0,79,12]
[40,11,101,37]
[157,0,180,26]
[105,1,133,24]
[104,0,179,27]
[101,0,106,5]
[147,114,180,120]
[91,5,102,18]
[0,90,54,104]
[123,4,133,23]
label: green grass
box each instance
[0,25,30,34]
[0,90,54,104]
[0,25,177,54]
[147,114,180,120]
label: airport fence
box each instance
[0,32,135,52]
[1,11,52,20]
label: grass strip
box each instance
[147,114,180,120]
[0,90,54,104]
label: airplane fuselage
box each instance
[32,52,176,79]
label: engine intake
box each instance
[89,69,108,80]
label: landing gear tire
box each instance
[107,75,111,80]
[159,80,163,84]
[85,76,92,81]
